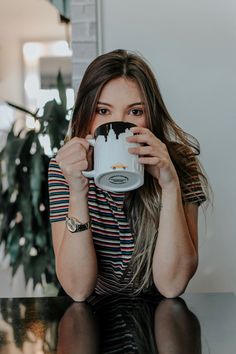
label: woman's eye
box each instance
[97,108,109,115]
[129,109,143,116]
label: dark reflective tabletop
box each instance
[0,293,235,353]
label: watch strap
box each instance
[66,216,91,233]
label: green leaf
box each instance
[6,102,38,118]
[6,226,21,264]
[35,231,47,248]
[57,71,67,109]
[18,193,32,235]
[3,139,25,193]
[30,142,44,226]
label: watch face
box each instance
[66,217,77,232]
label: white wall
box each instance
[0,0,67,105]
[100,0,236,293]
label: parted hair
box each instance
[70,49,208,293]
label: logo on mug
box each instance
[111,163,128,170]
[108,175,129,185]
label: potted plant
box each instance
[0,73,70,293]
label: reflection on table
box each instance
[0,297,71,354]
[0,293,235,353]
[0,294,201,353]
[59,295,201,354]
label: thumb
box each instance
[85,134,93,140]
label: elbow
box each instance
[68,290,93,302]
[157,286,186,299]
[56,267,97,302]
[58,281,95,302]
[153,259,198,299]
[154,277,186,298]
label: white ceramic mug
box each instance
[82,121,144,192]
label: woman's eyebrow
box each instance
[97,101,113,107]
[97,101,145,107]
[128,102,145,107]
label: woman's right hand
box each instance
[55,136,93,195]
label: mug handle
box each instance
[81,138,95,178]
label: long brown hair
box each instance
[70,49,209,293]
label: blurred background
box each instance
[0,0,235,297]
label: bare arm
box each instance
[52,193,97,301]
[152,183,198,298]
[127,127,200,298]
[51,137,97,301]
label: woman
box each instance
[48,49,208,301]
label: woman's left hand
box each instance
[127,126,180,190]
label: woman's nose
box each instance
[111,115,129,123]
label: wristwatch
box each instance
[65,216,91,233]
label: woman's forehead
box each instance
[98,77,143,103]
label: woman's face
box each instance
[90,77,147,135]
